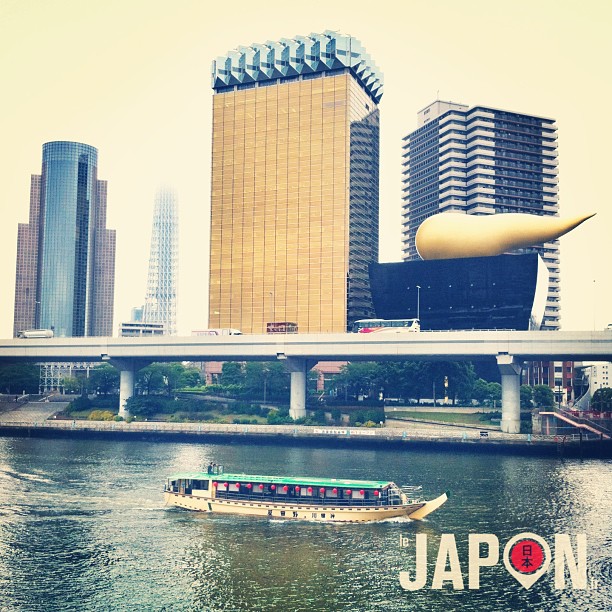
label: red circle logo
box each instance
[509,538,545,574]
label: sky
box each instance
[1,0,611,337]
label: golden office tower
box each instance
[209,31,383,333]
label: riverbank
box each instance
[1,417,609,458]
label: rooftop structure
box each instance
[212,30,383,102]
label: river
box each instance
[0,436,609,611]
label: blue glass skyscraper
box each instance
[13,141,116,337]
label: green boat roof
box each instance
[166,473,393,489]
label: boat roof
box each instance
[167,472,393,489]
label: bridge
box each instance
[1,330,611,434]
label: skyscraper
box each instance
[401,101,560,330]
[208,31,382,334]
[142,187,178,335]
[13,141,116,337]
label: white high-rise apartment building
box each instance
[401,101,560,330]
[143,187,178,335]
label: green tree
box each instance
[161,363,187,396]
[533,385,555,408]
[377,361,425,401]
[591,387,612,411]
[221,362,245,386]
[472,378,491,405]
[0,363,39,394]
[332,362,383,400]
[520,385,534,409]
[244,362,290,401]
[445,362,476,405]
[88,365,119,395]
[472,378,502,406]
[136,364,166,395]
[487,382,502,406]
[62,376,86,395]
[178,366,202,388]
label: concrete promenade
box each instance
[0,410,609,457]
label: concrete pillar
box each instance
[286,357,307,420]
[497,354,522,434]
[119,367,135,419]
[108,358,146,419]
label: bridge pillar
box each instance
[497,354,522,434]
[108,358,148,419]
[119,367,135,419]
[286,358,308,420]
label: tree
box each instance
[244,362,289,401]
[445,362,476,405]
[136,364,166,395]
[591,387,612,411]
[221,362,245,386]
[487,382,502,406]
[471,378,501,407]
[520,385,534,409]
[179,366,201,388]
[161,363,187,396]
[378,361,426,401]
[62,376,86,395]
[0,363,39,394]
[88,365,119,395]
[331,362,383,400]
[533,385,555,408]
[472,378,491,405]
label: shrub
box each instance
[267,409,293,425]
[88,410,115,421]
[67,396,92,413]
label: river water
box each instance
[0,436,609,611]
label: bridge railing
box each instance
[557,409,612,436]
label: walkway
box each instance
[0,401,66,424]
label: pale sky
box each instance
[1,0,611,337]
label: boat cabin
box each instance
[165,473,406,507]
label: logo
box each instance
[504,533,550,589]
[399,532,591,591]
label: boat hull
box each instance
[164,491,446,523]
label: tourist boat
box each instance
[164,469,448,523]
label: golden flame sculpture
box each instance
[415,212,595,260]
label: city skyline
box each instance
[1,1,611,336]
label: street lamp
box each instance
[416,285,421,321]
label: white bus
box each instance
[192,329,242,336]
[352,319,420,334]
[16,329,54,339]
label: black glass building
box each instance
[369,254,549,331]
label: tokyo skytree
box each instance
[143,187,178,335]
